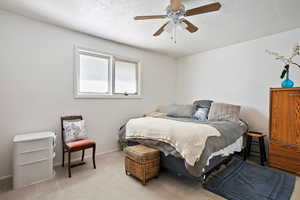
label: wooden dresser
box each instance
[269,87,300,176]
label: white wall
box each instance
[2,8,300,179]
[0,10,177,178]
[176,28,300,133]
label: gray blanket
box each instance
[119,116,248,177]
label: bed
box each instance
[118,101,248,183]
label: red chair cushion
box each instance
[66,139,95,150]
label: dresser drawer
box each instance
[17,149,49,165]
[16,139,50,153]
[269,142,300,175]
[19,160,51,187]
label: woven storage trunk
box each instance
[124,145,160,185]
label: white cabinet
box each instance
[13,132,56,189]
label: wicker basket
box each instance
[124,145,160,185]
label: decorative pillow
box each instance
[193,108,209,120]
[193,100,213,115]
[63,120,87,142]
[166,104,194,118]
[208,103,241,121]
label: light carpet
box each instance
[0,151,299,200]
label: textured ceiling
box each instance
[0,0,300,57]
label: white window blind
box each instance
[79,53,110,94]
[114,60,138,95]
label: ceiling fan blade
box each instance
[170,0,182,11]
[153,22,169,37]
[134,15,167,20]
[185,2,221,17]
[182,19,199,33]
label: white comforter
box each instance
[126,117,221,166]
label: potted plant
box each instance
[119,141,129,151]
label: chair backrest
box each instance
[61,115,83,146]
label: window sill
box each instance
[74,94,144,99]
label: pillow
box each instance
[145,111,167,117]
[193,108,209,120]
[193,100,213,114]
[166,104,194,118]
[63,120,87,142]
[208,103,241,121]
[157,105,174,114]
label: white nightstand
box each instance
[13,131,56,189]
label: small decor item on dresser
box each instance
[266,43,300,88]
[280,65,294,88]
[124,145,160,185]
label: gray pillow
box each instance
[166,104,194,118]
[157,105,173,114]
[208,102,241,121]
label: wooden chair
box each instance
[61,116,96,177]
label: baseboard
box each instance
[0,175,12,181]
[0,149,120,181]
[54,148,120,167]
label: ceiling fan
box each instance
[134,0,221,42]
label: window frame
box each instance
[74,46,142,99]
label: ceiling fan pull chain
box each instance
[174,26,177,44]
[170,24,174,41]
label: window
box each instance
[114,60,138,95]
[79,53,110,94]
[74,47,141,98]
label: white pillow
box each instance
[63,120,87,142]
[208,103,241,121]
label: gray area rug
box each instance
[204,158,295,200]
